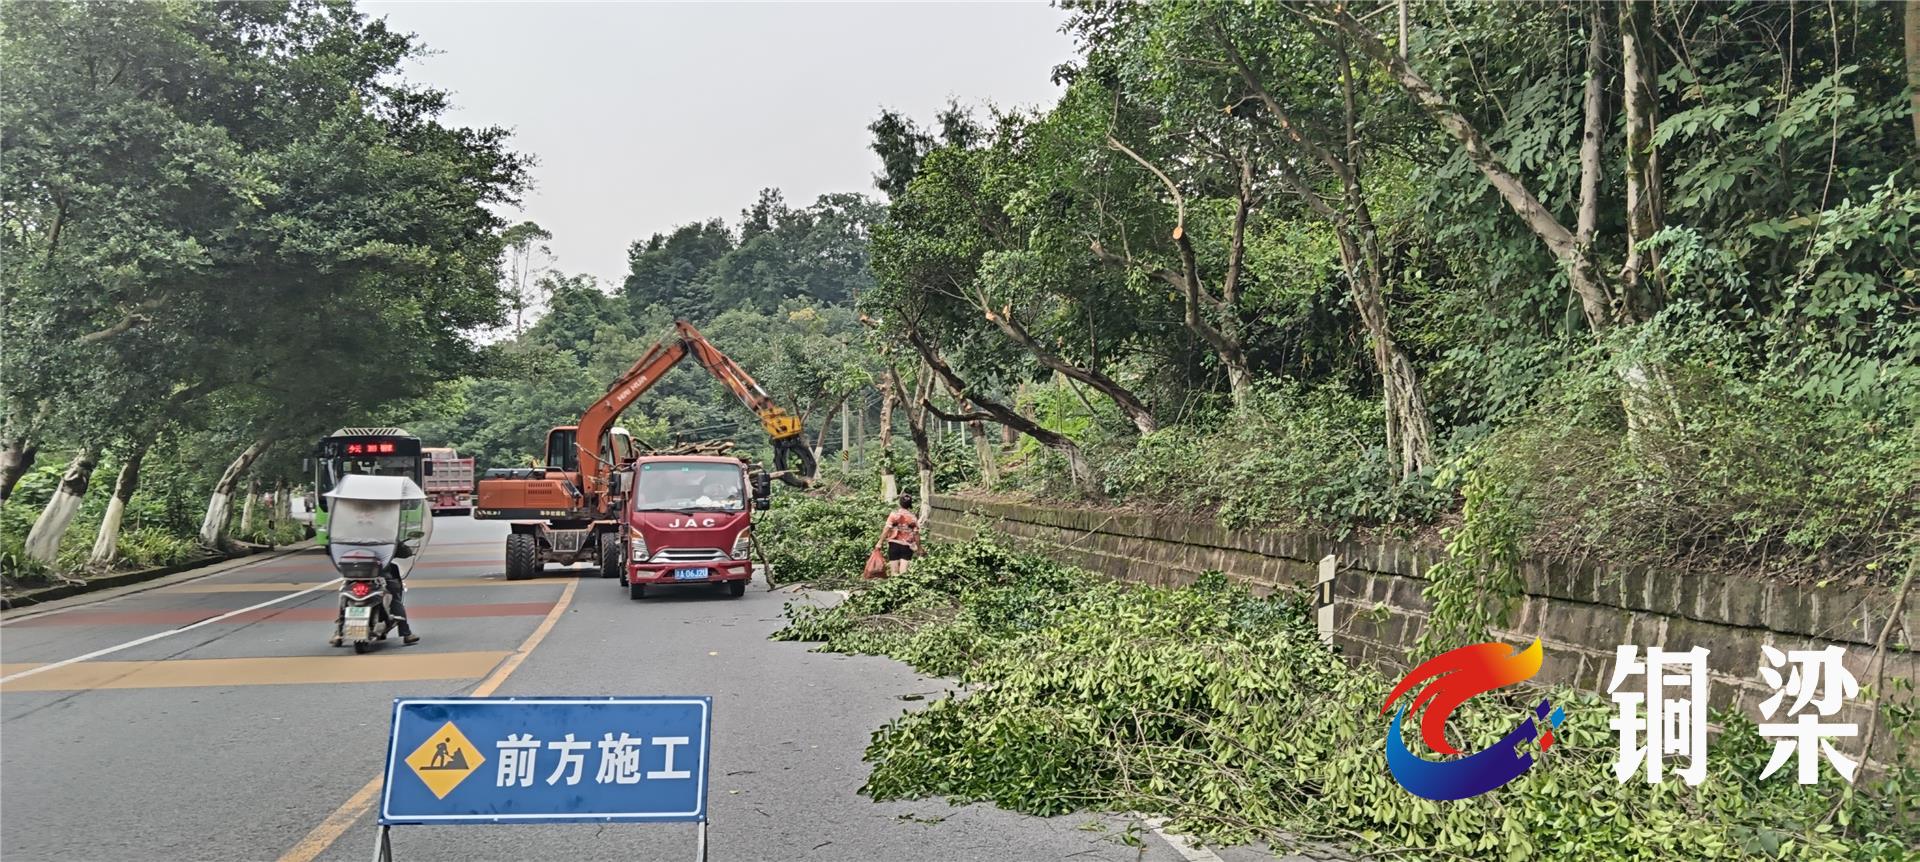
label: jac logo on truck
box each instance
[666,517,718,528]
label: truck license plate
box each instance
[344,606,372,620]
[673,567,708,581]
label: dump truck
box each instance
[474,319,814,581]
[421,447,476,515]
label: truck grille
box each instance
[650,548,727,563]
[547,529,589,553]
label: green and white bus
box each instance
[308,427,424,543]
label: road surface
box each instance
[1,515,1232,862]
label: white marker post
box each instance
[1315,554,1337,648]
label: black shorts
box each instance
[886,542,915,561]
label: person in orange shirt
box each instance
[881,494,921,575]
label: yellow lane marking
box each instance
[275,577,579,862]
[169,576,571,593]
[0,651,509,692]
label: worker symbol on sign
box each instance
[424,738,470,771]
[405,722,485,799]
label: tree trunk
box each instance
[876,383,899,502]
[1906,0,1919,148]
[966,407,999,487]
[199,437,271,548]
[25,447,99,565]
[1620,0,1663,320]
[976,296,1158,434]
[1329,9,1622,334]
[888,364,936,520]
[905,326,1096,493]
[89,440,151,565]
[813,394,845,466]
[0,437,38,505]
[239,477,258,536]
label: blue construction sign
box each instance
[379,696,711,825]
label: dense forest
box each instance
[4,0,1917,601]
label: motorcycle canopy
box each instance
[324,475,430,559]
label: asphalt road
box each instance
[0,515,1219,862]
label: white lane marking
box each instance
[0,548,311,626]
[0,578,342,684]
[1134,814,1226,862]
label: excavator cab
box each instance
[544,427,579,472]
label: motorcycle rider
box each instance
[325,474,425,647]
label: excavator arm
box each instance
[571,320,816,501]
[676,321,817,484]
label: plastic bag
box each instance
[862,544,887,580]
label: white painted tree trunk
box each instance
[239,477,257,536]
[89,441,151,565]
[25,447,98,564]
[199,437,271,547]
[90,495,126,564]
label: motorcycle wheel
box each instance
[354,641,371,654]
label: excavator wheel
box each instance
[505,533,538,581]
[598,535,622,579]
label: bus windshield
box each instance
[632,462,744,512]
[312,431,423,512]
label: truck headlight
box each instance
[630,534,649,561]
[731,533,751,560]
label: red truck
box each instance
[616,455,769,599]
[422,447,476,515]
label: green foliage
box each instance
[114,527,205,570]
[782,533,1918,860]
[1463,304,1920,580]
[1102,381,1450,537]
[755,494,891,589]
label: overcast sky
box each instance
[361,1,1078,288]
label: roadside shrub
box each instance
[754,493,890,588]
[116,526,203,569]
[1103,381,1450,537]
[1469,307,1920,581]
[780,533,1918,861]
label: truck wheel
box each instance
[505,533,538,581]
[726,580,746,598]
[628,581,646,601]
[598,537,622,579]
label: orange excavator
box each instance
[474,320,815,579]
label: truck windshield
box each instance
[633,462,743,512]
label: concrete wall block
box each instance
[1520,560,1552,597]
[1767,589,1817,639]
[1543,602,1632,653]
[1719,577,1768,629]
[1810,589,1872,647]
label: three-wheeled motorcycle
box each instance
[324,474,432,653]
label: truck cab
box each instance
[618,455,769,600]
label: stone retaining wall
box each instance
[928,493,1916,759]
